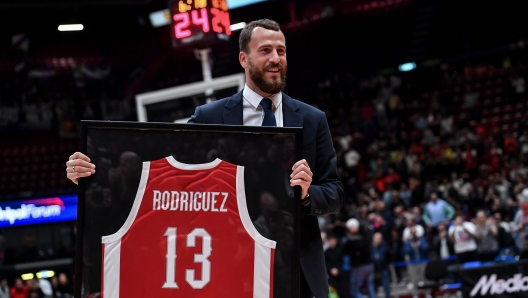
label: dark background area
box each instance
[1,0,528,296]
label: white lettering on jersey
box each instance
[211,192,219,212]
[170,191,179,210]
[220,192,228,212]
[153,190,161,210]
[180,192,189,211]
[152,190,228,212]
[193,192,202,211]
[202,192,210,211]
[162,191,170,210]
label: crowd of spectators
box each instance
[0,273,73,298]
[312,57,528,297]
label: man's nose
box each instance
[269,50,280,63]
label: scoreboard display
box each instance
[169,0,232,48]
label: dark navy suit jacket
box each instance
[188,90,344,298]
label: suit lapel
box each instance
[282,93,303,128]
[222,91,244,125]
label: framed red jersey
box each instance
[75,121,302,298]
[101,157,275,297]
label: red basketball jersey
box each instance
[101,157,276,298]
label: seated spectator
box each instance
[402,216,425,242]
[372,232,391,298]
[342,218,376,298]
[512,189,528,259]
[384,167,401,188]
[449,211,478,263]
[50,276,59,298]
[493,212,516,248]
[475,210,499,262]
[402,226,429,298]
[55,273,74,298]
[325,233,348,298]
[387,190,408,210]
[403,226,428,262]
[433,222,455,259]
[423,192,455,230]
[399,183,412,206]
[26,278,45,298]
[368,212,393,246]
[391,205,407,283]
[9,279,29,298]
[411,206,426,227]
[0,278,9,298]
[38,276,53,298]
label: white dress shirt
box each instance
[242,84,283,127]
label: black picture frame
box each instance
[74,120,303,298]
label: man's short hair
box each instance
[476,209,487,217]
[239,18,281,53]
[327,232,338,240]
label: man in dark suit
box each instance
[66,19,343,298]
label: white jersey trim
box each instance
[253,244,273,298]
[103,240,121,297]
[102,161,150,244]
[236,165,276,249]
[166,156,222,170]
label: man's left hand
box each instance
[290,159,312,199]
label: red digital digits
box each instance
[173,12,191,39]
[192,8,210,33]
[211,8,231,36]
[173,6,231,41]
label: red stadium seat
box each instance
[495,87,505,96]
[493,96,504,105]
[491,107,502,116]
[482,98,492,107]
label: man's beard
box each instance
[248,60,287,94]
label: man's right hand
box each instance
[65,152,95,185]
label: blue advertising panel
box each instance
[0,195,77,227]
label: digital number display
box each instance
[169,0,231,48]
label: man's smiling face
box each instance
[240,26,287,96]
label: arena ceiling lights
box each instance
[58,24,84,31]
[398,62,416,72]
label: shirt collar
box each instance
[243,84,282,110]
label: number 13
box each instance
[162,227,212,289]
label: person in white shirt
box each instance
[402,216,425,242]
[38,277,53,297]
[512,189,528,259]
[448,211,478,263]
[0,278,9,298]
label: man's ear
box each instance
[239,51,248,69]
